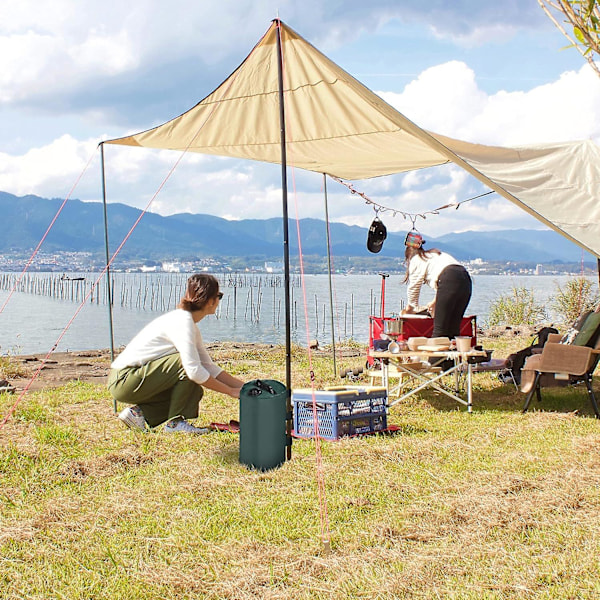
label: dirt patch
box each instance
[9,349,113,393]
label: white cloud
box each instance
[430,23,520,48]
[0,19,137,103]
[0,135,98,197]
[381,61,600,145]
[0,0,553,111]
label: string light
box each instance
[330,175,495,227]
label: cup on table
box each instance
[455,336,472,352]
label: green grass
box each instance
[1,341,600,599]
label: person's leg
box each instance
[108,353,203,427]
[450,270,472,335]
[432,267,472,338]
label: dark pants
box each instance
[107,353,203,428]
[433,265,472,338]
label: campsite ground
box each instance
[2,337,600,599]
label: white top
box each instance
[111,309,222,385]
[406,251,461,309]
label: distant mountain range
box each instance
[0,191,594,264]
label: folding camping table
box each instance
[369,348,488,413]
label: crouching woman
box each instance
[107,273,244,434]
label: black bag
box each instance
[505,326,558,384]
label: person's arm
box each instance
[194,327,244,396]
[168,313,214,384]
[406,258,425,309]
[216,370,244,389]
[201,374,241,398]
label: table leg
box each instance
[467,362,473,413]
[382,360,389,394]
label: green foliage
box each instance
[34,423,79,447]
[540,0,600,76]
[550,276,600,325]
[487,286,548,326]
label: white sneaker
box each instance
[118,405,148,431]
[164,418,210,435]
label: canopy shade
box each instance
[106,20,600,258]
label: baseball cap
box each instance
[404,231,424,248]
[367,218,387,253]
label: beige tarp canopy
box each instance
[106,20,600,258]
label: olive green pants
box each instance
[107,353,203,428]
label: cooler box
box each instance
[292,386,387,441]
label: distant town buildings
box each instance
[264,261,284,273]
[0,250,595,276]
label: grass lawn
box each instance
[1,339,600,599]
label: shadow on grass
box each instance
[411,374,600,419]
[212,442,240,464]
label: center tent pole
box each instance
[275,19,293,461]
[323,174,337,377]
[99,142,116,412]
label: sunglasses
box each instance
[216,292,224,300]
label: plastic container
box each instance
[239,379,288,471]
[455,336,472,352]
[292,386,388,440]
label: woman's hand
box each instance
[215,372,245,398]
[427,300,436,317]
[229,386,242,399]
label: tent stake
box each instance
[275,19,292,461]
[323,174,337,376]
[100,143,116,412]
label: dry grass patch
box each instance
[2,342,600,598]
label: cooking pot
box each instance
[383,318,401,336]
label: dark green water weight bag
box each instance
[239,379,289,471]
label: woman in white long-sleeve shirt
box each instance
[402,231,472,339]
[107,273,245,434]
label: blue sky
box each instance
[1,0,599,239]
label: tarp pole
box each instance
[275,19,292,461]
[100,143,116,412]
[323,174,337,377]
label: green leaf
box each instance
[574,26,586,43]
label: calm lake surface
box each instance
[0,272,596,355]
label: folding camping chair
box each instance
[522,311,600,418]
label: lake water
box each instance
[0,272,595,355]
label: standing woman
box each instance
[107,273,244,434]
[402,231,472,339]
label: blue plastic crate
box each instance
[292,386,388,440]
